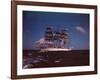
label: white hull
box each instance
[40,48,72,52]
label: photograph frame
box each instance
[11,0,97,79]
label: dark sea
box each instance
[23,50,89,69]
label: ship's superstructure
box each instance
[36,27,71,52]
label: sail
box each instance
[59,28,69,48]
[36,27,70,49]
[45,27,53,41]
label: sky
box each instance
[23,11,89,50]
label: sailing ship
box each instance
[36,27,72,52]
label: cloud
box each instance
[76,26,86,34]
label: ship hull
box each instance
[40,48,72,52]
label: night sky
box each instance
[23,11,89,50]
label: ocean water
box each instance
[23,50,89,69]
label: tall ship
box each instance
[36,27,72,52]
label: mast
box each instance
[45,27,53,41]
[60,28,69,48]
[53,30,61,48]
[44,27,53,48]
